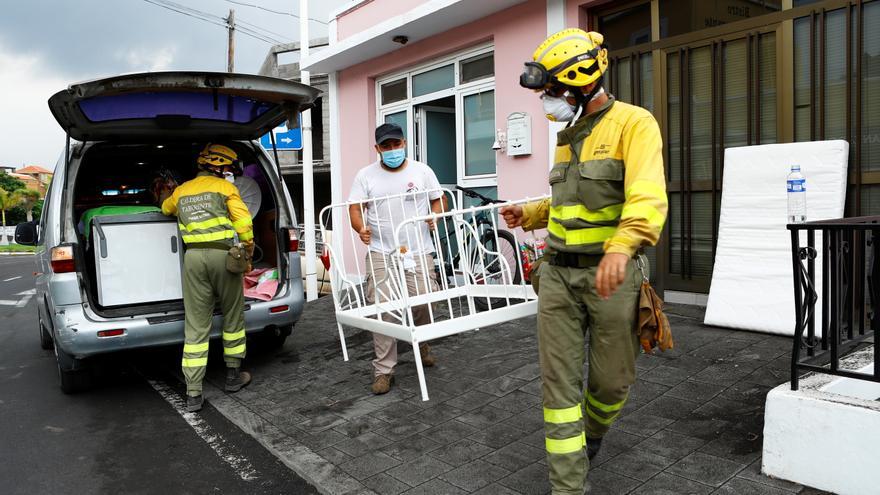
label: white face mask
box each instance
[542,94,577,122]
[223,171,235,183]
[541,87,607,122]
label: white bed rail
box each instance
[320,189,549,400]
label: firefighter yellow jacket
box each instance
[521,96,667,257]
[162,172,254,247]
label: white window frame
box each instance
[376,44,497,194]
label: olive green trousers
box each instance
[537,259,641,494]
[180,248,247,397]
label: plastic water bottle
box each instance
[787,165,807,224]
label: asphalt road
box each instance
[0,255,317,495]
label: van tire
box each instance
[38,313,53,350]
[54,339,90,394]
[262,325,292,349]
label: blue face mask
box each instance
[381,148,406,168]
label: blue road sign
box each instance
[260,122,302,150]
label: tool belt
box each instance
[547,251,604,268]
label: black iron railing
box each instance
[789,216,880,390]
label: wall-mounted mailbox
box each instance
[506,112,531,156]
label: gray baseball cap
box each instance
[375,123,405,144]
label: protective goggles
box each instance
[518,48,600,90]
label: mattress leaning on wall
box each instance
[704,140,849,335]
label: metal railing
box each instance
[789,216,880,390]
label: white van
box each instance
[15,72,319,393]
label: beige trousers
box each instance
[364,251,438,376]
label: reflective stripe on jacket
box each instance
[521,96,667,256]
[162,172,254,246]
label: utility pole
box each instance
[226,9,235,72]
[300,0,318,301]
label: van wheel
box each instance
[261,325,292,349]
[38,313,53,350]
[54,339,90,394]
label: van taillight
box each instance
[97,329,125,338]
[50,246,75,273]
[288,229,300,252]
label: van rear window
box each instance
[77,92,275,124]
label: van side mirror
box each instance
[15,222,37,246]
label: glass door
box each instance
[661,27,778,292]
[416,105,457,189]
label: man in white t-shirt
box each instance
[348,122,445,395]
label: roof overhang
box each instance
[302,0,528,73]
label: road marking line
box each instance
[15,295,32,308]
[3,276,21,282]
[147,379,259,482]
[0,300,19,305]
[15,289,35,295]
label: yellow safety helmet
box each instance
[197,143,238,168]
[520,29,608,90]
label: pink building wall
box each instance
[333,0,605,206]
[336,0,550,206]
[335,0,432,41]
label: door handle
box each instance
[171,235,179,253]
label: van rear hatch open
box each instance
[48,72,318,318]
[48,71,320,141]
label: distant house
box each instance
[14,165,53,197]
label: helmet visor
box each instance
[519,62,551,89]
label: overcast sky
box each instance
[0,0,350,170]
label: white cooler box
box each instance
[91,213,184,307]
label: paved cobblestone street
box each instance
[202,297,829,494]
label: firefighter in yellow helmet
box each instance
[501,29,668,493]
[159,143,256,412]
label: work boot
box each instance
[186,394,203,413]
[372,374,394,395]
[587,436,603,461]
[419,343,436,367]
[225,367,252,393]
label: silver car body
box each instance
[34,71,319,367]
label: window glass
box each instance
[863,2,880,172]
[825,9,847,143]
[724,39,749,149]
[667,51,681,183]
[659,0,782,39]
[412,65,455,98]
[78,92,274,123]
[463,90,496,176]
[689,46,712,182]
[640,52,654,112]
[423,110,457,184]
[669,192,683,275]
[760,33,777,144]
[598,3,651,50]
[793,17,812,142]
[384,111,408,141]
[380,78,407,105]
[616,57,633,103]
[460,53,494,84]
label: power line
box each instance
[141,0,292,45]
[151,0,226,23]
[141,0,227,29]
[221,0,328,24]
[237,19,293,43]
[236,25,285,45]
